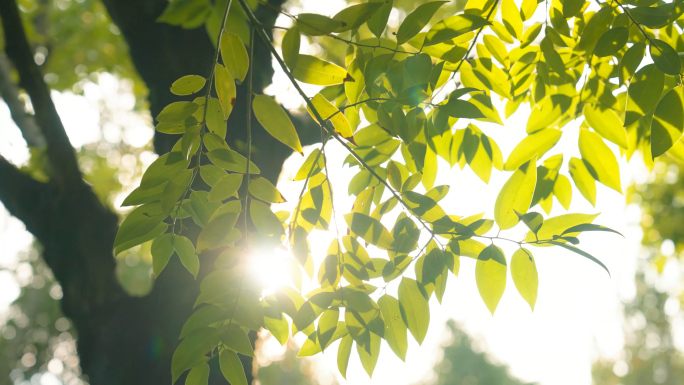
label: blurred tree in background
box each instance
[592,161,684,385]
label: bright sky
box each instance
[0,1,676,385]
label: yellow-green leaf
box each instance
[337,334,353,379]
[174,235,199,278]
[151,233,174,278]
[344,212,394,249]
[510,248,538,310]
[494,156,537,230]
[501,0,523,40]
[583,104,628,149]
[475,244,507,315]
[171,75,206,95]
[594,27,628,57]
[650,39,681,76]
[250,200,284,237]
[504,129,561,171]
[214,65,235,120]
[292,55,351,86]
[651,85,684,158]
[208,173,242,202]
[219,349,247,385]
[185,363,210,385]
[568,157,597,206]
[220,32,249,83]
[252,95,303,154]
[378,294,408,361]
[398,277,430,344]
[282,27,300,69]
[424,14,491,46]
[578,129,621,193]
[249,177,286,203]
[308,93,354,141]
[396,1,447,45]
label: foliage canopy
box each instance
[110,0,684,382]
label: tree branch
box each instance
[0,52,46,148]
[0,0,81,188]
[0,157,52,241]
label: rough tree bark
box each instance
[0,0,319,383]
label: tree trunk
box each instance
[0,0,320,383]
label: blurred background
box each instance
[2,0,684,384]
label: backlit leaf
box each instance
[510,248,538,310]
[292,55,351,86]
[253,95,303,154]
[651,85,684,158]
[219,349,247,385]
[494,156,537,230]
[398,277,430,344]
[220,32,249,82]
[378,294,408,361]
[396,1,447,45]
[171,75,206,95]
[475,244,507,315]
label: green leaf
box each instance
[475,244,507,315]
[367,0,394,38]
[214,65,235,121]
[155,117,200,135]
[294,149,324,181]
[208,173,242,202]
[207,149,261,174]
[337,334,353,379]
[196,212,239,253]
[220,32,249,82]
[504,129,561,171]
[171,75,206,95]
[652,85,684,158]
[161,169,192,214]
[252,95,303,154]
[219,349,247,385]
[317,308,339,350]
[282,27,300,69]
[297,13,344,36]
[578,129,621,193]
[357,332,381,377]
[249,177,286,203]
[524,212,599,242]
[563,0,585,17]
[424,14,491,46]
[387,161,403,191]
[151,233,174,278]
[548,241,610,276]
[114,203,167,255]
[205,97,226,137]
[250,200,284,237]
[396,1,447,45]
[520,23,543,48]
[510,248,538,310]
[625,64,665,127]
[619,42,645,85]
[378,294,408,361]
[515,211,543,234]
[332,3,384,32]
[157,101,199,122]
[594,27,628,57]
[440,99,485,119]
[650,40,681,76]
[494,156,537,230]
[630,6,669,28]
[222,324,255,356]
[398,277,430,344]
[174,235,199,278]
[185,363,210,385]
[583,104,628,149]
[171,328,220,384]
[292,55,351,86]
[562,223,624,237]
[569,157,597,206]
[344,212,394,249]
[308,93,354,141]
[501,0,523,40]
